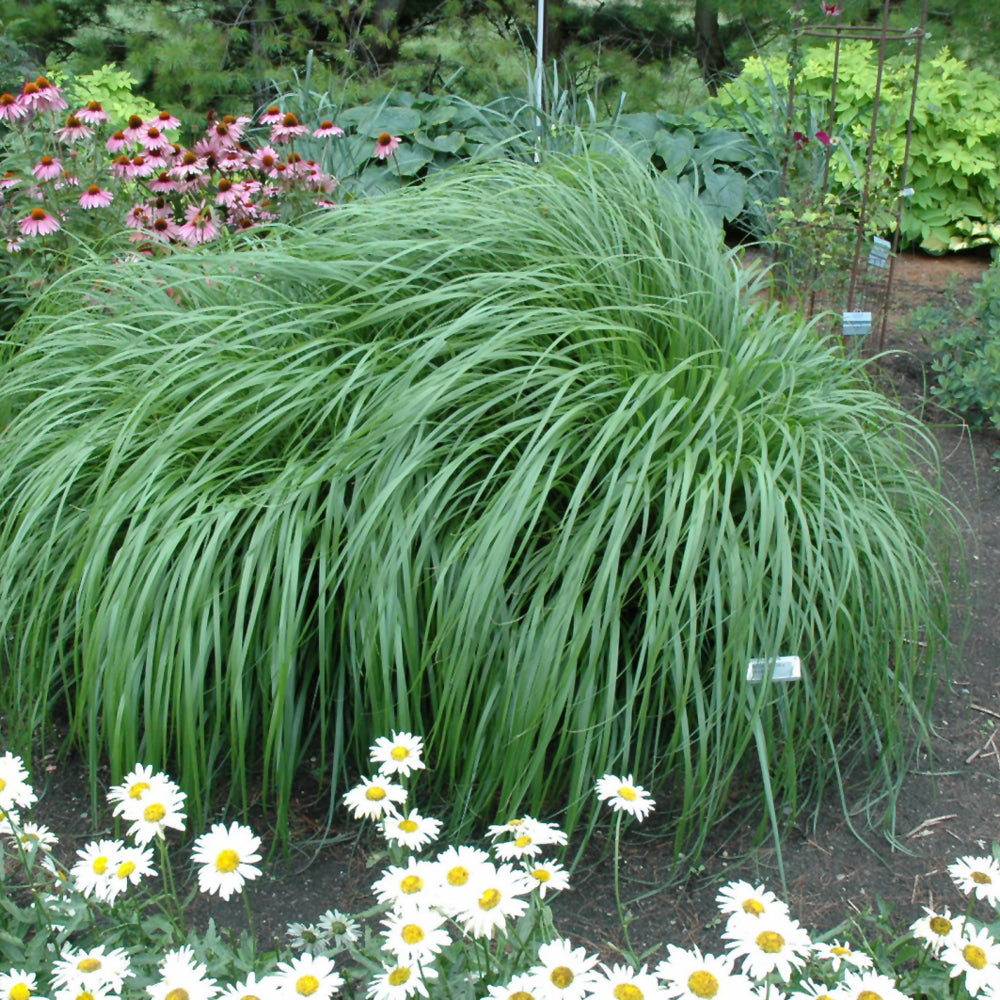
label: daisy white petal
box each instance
[723,911,812,982]
[0,753,36,812]
[271,954,344,1000]
[365,962,437,1000]
[370,732,426,777]
[655,944,757,1000]
[837,969,912,1000]
[343,777,407,821]
[191,821,263,900]
[949,855,1000,906]
[523,858,571,898]
[590,963,669,1000]
[526,938,601,1000]
[382,810,441,851]
[716,880,789,920]
[594,774,655,821]
[940,925,1000,997]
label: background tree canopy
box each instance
[2,0,998,122]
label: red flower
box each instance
[815,130,832,146]
[821,2,842,15]
[793,131,809,150]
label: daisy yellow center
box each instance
[295,976,319,996]
[164,990,188,1000]
[515,835,532,848]
[9,988,30,1000]
[77,960,102,974]
[401,924,424,944]
[0,778,6,792]
[510,993,533,1000]
[144,802,166,822]
[216,849,241,872]
[756,930,785,953]
[365,787,387,801]
[398,820,419,833]
[613,985,643,1000]
[532,869,551,882]
[242,995,260,1000]
[857,993,882,1000]
[831,946,851,957]
[741,899,764,916]
[687,971,719,998]
[390,747,409,761]
[971,871,992,885]
[618,786,638,801]
[929,916,952,935]
[401,875,424,894]
[479,888,502,910]
[550,967,574,989]
[76,993,96,1000]
[963,944,988,969]
[117,860,136,878]
[447,866,469,885]
[388,969,410,987]
[92,856,109,874]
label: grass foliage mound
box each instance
[0,153,952,851]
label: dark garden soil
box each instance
[18,249,1000,963]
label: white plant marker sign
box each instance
[869,236,891,268]
[747,655,802,683]
[842,311,872,337]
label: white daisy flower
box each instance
[382,810,442,852]
[51,946,133,994]
[271,954,344,1000]
[0,753,37,813]
[373,858,440,912]
[523,858,571,898]
[940,925,1000,997]
[526,937,601,1000]
[723,911,812,982]
[0,970,42,1000]
[117,775,187,845]
[594,774,655,821]
[146,946,218,1000]
[286,922,325,951]
[485,974,544,1000]
[369,733,426,778]
[590,963,669,1000]
[785,979,840,1000]
[837,969,913,1000]
[316,909,361,949]
[12,822,58,852]
[457,862,535,939]
[69,839,126,900]
[812,940,872,972]
[52,986,115,1000]
[0,807,20,838]
[365,962,437,1000]
[487,816,568,846]
[910,907,966,955]
[216,972,282,1000]
[107,764,162,808]
[381,909,452,963]
[949,856,1000,907]
[431,845,492,915]
[100,844,156,902]
[655,944,757,1000]
[716,880,789,920]
[343,776,407,821]
[191,821,263,900]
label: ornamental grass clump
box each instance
[0,150,953,853]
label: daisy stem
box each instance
[157,836,186,936]
[242,885,257,946]
[612,811,639,965]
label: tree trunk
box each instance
[693,0,729,95]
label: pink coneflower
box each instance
[168,150,208,180]
[138,125,170,154]
[215,149,246,173]
[259,106,284,125]
[110,155,132,180]
[142,215,180,243]
[0,92,28,122]
[57,114,94,143]
[0,172,20,191]
[32,156,63,181]
[6,237,23,253]
[123,114,146,144]
[177,203,219,245]
[22,77,67,112]
[19,207,61,236]
[151,110,181,131]
[79,184,114,209]
[270,112,310,144]
[373,132,401,160]
[106,131,130,153]
[126,155,155,179]
[314,120,344,138]
[249,145,281,176]
[77,100,109,125]
[124,203,152,229]
[149,172,178,194]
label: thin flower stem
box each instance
[612,811,639,966]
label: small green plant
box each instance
[929,259,1000,449]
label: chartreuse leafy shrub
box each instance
[0,151,953,859]
[716,42,1000,253]
[926,258,1000,451]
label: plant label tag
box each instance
[747,655,802,683]
[868,236,891,268]
[842,311,872,337]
